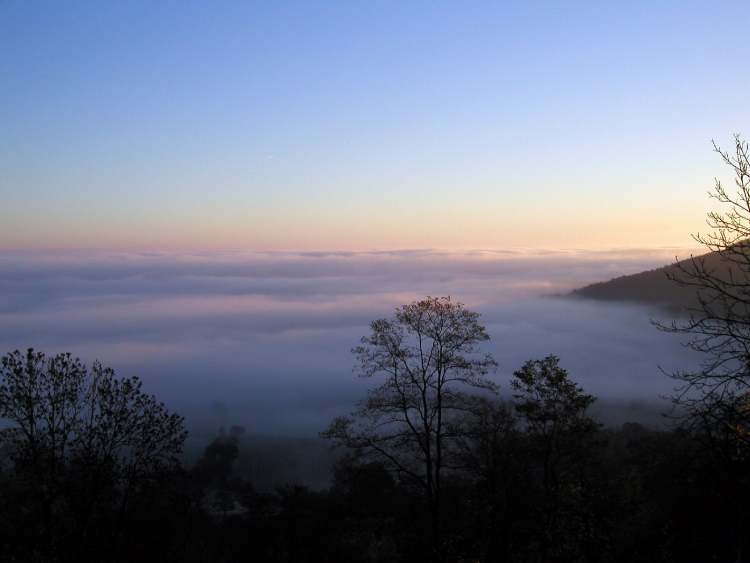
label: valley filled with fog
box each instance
[0,248,700,439]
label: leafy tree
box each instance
[511,355,603,562]
[193,425,249,518]
[193,425,245,490]
[0,348,186,561]
[454,397,525,562]
[322,296,497,560]
[512,356,598,451]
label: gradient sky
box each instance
[2,1,749,251]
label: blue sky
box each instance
[2,1,749,250]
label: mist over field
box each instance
[0,248,699,437]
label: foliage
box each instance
[0,349,186,562]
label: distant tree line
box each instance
[1,136,750,562]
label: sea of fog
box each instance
[0,248,702,442]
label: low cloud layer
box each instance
[0,248,699,434]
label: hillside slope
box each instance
[572,251,734,309]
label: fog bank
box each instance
[0,248,699,436]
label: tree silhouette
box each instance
[658,135,750,442]
[652,135,750,562]
[0,348,186,561]
[512,355,601,561]
[322,296,497,560]
[454,396,522,561]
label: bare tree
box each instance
[659,134,750,442]
[322,296,497,559]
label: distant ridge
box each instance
[572,250,732,310]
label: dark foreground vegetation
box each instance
[2,137,750,562]
[0,346,748,563]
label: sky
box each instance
[2,1,749,250]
